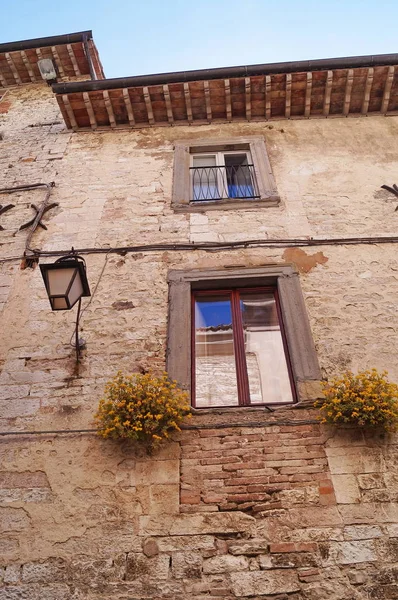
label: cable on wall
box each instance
[1,234,398,265]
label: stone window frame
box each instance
[166,265,322,407]
[172,136,280,212]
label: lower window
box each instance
[193,288,294,408]
[167,266,321,409]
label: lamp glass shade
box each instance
[37,58,57,81]
[40,259,91,311]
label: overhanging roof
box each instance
[52,53,398,130]
[0,31,104,88]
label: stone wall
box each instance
[0,82,397,599]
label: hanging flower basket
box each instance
[95,371,191,451]
[316,369,398,432]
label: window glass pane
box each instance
[192,155,220,201]
[240,292,293,404]
[224,153,255,198]
[194,295,239,407]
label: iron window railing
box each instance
[190,164,260,202]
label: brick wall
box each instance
[181,422,334,513]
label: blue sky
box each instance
[1,0,397,79]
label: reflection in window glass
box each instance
[240,293,293,404]
[194,295,239,407]
[192,155,220,200]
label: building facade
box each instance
[0,31,398,599]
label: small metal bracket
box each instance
[381,184,398,210]
[18,202,59,232]
[0,203,14,230]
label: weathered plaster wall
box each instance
[0,83,398,599]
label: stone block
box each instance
[339,502,398,524]
[171,551,202,578]
[0,584,71,599]
[376,538,398,562]
[139,511,255,536]
[385,524,398,537]
[331,474,361,504]
[3,564,21,584]
[358,473,385,490]
[156,535,215,553]
[230,569,300,596]
[0,507,30,533]
[22,559,67,583]
[0,397,39,418]
[283,506,342,527]
[149,483,179,514]
[228,539,269,555]
[135,459,179,485]
[142,539,159,557]
[190,214,209,225]
[344,525,383,540]
[0,537,19,559]
[325,541,377,565]
[0,471,49,489]
[203,554,249,574]
[326,447,385,474]
[125,553,170,581]
[0,385,30,401]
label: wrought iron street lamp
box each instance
[40,251,91,360]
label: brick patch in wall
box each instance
[180,422,336,513]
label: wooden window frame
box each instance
[167,265,322,408]
[172,136,280,212]
[191,287,296,408]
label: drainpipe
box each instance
[83,33,96,81]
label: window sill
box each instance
[190,404,293,415]
[172,196,280,213]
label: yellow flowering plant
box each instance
[95,371,191,450]
[316,369,398,431]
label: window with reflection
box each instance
[192,289,294,408]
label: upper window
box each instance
[172,136,280,212]
[191,151,259,202]
[167,266,322,409]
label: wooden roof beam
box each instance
[103,90,116,128]
[204,80,212,122]
[83,91,97,129]
[67,44,81,76]
[51,46,65,78]
[304,72,312,117]
[20,51,36,82]
[245,77,252,120]
[361,67,374,114]
[381,65,395,114]
[224,79,232,120]
[285,73,292,118]
[183,82,193,123]
[122,88,135,126]
[265,75,271,120]
[61,94,78,130]
[143,86,155,125]
[323,70,333,117]
[343,69,354,116]
[5,52,22,84]
[163,84,174,123]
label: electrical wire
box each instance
[69,250,110,349]
[2,234,398,265]
[0,419,319,437]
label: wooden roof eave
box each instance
[0,31,104,88]
[54,63,398,131]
